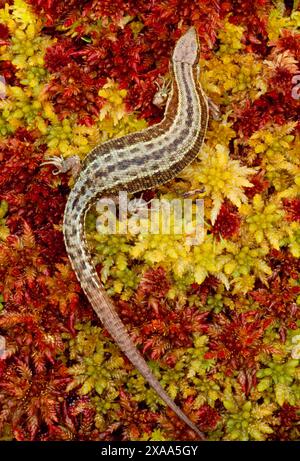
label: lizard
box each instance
[42,27,209,439]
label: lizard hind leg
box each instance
[41,155,82,178]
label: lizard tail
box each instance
[86,276,205,440]
[63,199,205,440]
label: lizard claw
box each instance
[182,187,205,198]
[41,155,65,175]
[207,97,221,121]
[41,155,82,178]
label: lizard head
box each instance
[172,27,200,66]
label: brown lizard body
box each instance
[43,27,209,438]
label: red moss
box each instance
[283,198,300,222]
[0,360,71,440]
[205,311,274,373]
[249,277,300,328]
[45,39,77,72]
[118,276,208,361]
[197,404,221,432]
[268,249,300,283]
[82,0,138,21]
[159,406,200,441]
[212,202,241,239]
[269,67,298,97]
[274,30,300,61]
[273,403,300,441]
[245,171,270,199]
[68,396,101,441]
[0,136,68,236]
[223,0,271,55]
[44,62,105,123]
[0,23,10,45]
[188,276,220,304]
[0,223,81,348]
[27,0,85,26]
[233,91,300,138]
[138,267,170,299]
[0,60,19,87]
[141,0,221,53]
[40,0,222,122]
[117,390,160,440]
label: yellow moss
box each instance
[223,240,272,281]
[267,8,300,41]
[98,80,128,126]
[217,18,245,55]
[180,144,256,223]
[46,118,99,158]
[206,120,236,149]
[240,194,285,250]
[202,53,267,104]
[248,122,297,176]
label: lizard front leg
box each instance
[152,75,172,108]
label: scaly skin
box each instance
[48,28,209,438]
